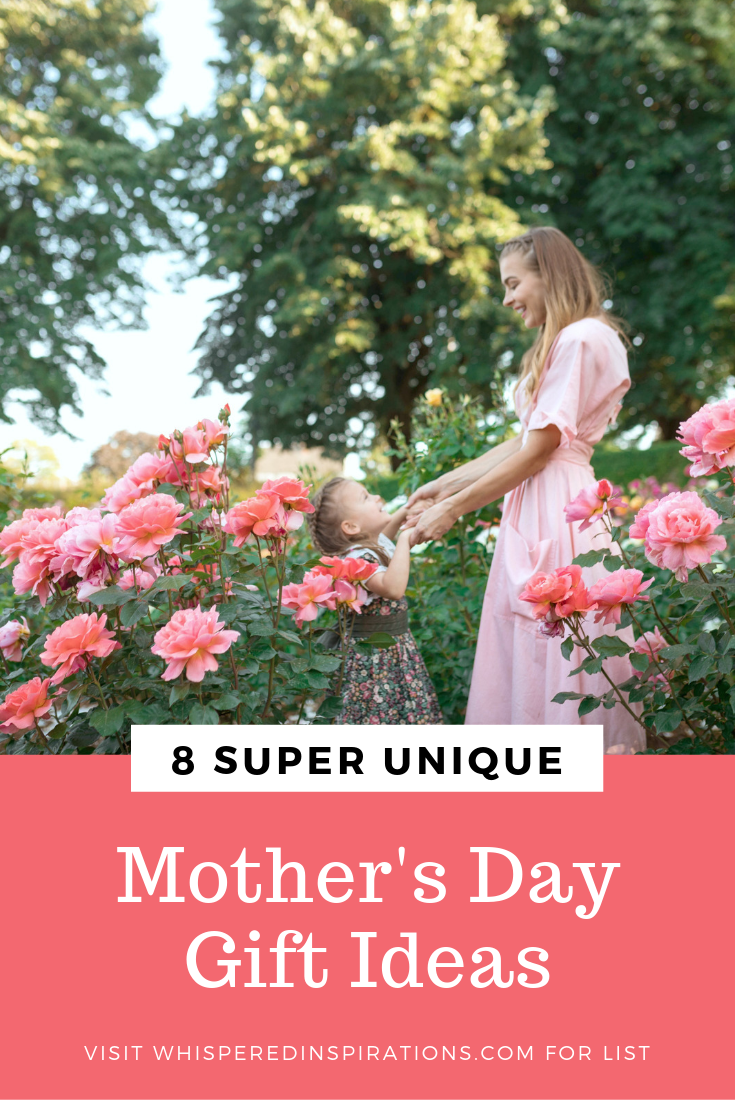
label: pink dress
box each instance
[465,317,645,754]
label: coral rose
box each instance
[223,492,282,545]
[552,564,595,617]
[114,493,192,562]
[628,500,658,540]
[642,491,726,581]
[564,479,622,531]
[102,473,149,513]
[0,618,30,661]
[677,398,735,476]
[198,417,229,448]
[0,506,63,567]
[312,555,379,582]
[587,568,652,625]
[334,578,368,612]
[127,451,172,489]
[260,477,315,513]
[520,565,593,621]
[40,612,119,684]
[0,676,55,734]
[51,514,118,582]
[282,574,337,626]
[151,605,239,682]
[12,517,69,605]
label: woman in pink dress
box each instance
[406,227,644,753]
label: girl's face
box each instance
[338,480,389,540]
[500,251,547,328]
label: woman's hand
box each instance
[406,498,459,546]
[406,478,451,510]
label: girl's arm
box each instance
[363,529,412,601]
[406,434,523,508]
[407,426,561,545]
[381,503,409,542]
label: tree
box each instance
[487,0,735,438]
[177,0,551,461]
[0,0,171,431]
[83,430,159,481]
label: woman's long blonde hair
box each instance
[501,226,627,406]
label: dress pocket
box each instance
[504,524,558,618]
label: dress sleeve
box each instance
[525,332,590,449]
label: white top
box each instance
[344,532,395,605]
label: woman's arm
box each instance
[363,529,412,600]
[406,434,523,508]
[407,425,562,545]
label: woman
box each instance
[406,226,644,753]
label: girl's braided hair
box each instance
[307,477,391,566]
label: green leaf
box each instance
[570,655,603,676]
[169,683,191,705]
[151,574,193,592]
[250,640,276,661]
[248,618,277,636]
[571,549,609,568]
[288,656,310,674]
[310,654,342,673]
[660,643,692,659]
[89,706,126,737]
[188,702,219,725]
[278,629,303,645]
[688,655,714,682]
[212,694,242,712]
[88,586,134,607]
[560,636,574,661]
[653,709,683,733]
[629,651,650,672]
[603,554,625,572]
[120,599,150,627]
[552,691,585,703]
[578,696,601,716]
[593,635,630,657]
[679,582,711,599]
[67,724,99,749]
[317,695,343,718]
[697,632,716,654]
[363,631,396,648]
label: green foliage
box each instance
[389,391,507,721]
[0,0,172,430]
[174,0,551,459]
[494,0,735,438]
[594,440,690,488]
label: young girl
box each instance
[308,477,443,724]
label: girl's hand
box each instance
[406,478,449,510]
[408,498,460,546]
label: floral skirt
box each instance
[337,598,444,724]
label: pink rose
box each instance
[260,476,315,514]
[631,627,667,669]
[0,506,62,567]
[119,559,161,591]
[169,427,209,465]
[334,578,368,612]
[564,479,622,531]
[643,491,727,582]
[197,418,229,448]
[40,612,119,684]
[114,494,192,562]
[151,605,239,682]
[628,500,658,540]
[282,574,337,626]
[519,570,571,620]
[0,676,55,734]
[312,556,379,582]
[678,398,735,476]
[587,568,652,625]
[0,618,30,661]
[102,473,149,513]
[127,452,172,489]
[51,514,118,582]
[223,492,283,545]
[64,507,103,527]
[11,517,69,606]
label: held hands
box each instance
[404,498,460,546]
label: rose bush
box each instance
[522,396,735,753]
[0,409,390,752]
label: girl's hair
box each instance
[308,477,391,565]
[500,226,627,405]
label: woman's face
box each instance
[500,251,547,328]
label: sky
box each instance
[0,0,232,481]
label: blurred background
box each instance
[1,0,733,507]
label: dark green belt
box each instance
[318,608,409,649]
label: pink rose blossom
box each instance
[40,612,119,684]
[677,398,735,476]
[312,556,379,582]
[127,451,172,489]
[197,418,229,448]
[189,465,228,506]
[12,517,68,605]
[539,615,566,639]
[151,605,239,682]
[64,507,103,527]
[0,676,55,734]
[51,514,118,582]
[643,491,727,581]
[0,506,62,567]
[282,574,337,626]
[260,476,315,513]
[628,500,658,540]
[564,479,622,531]
[0,618,30,661]
[520,565,593,621]
[168,427,209,465]
[223,492,282,545]
[114,494,192,562]
[552,564,595,617]
[588,568,652,625]
[102,473,149,513]
[119,559,161,591]
[334,578,368,612]
[631,627,671,687]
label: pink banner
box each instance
[0,756,731,1100]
